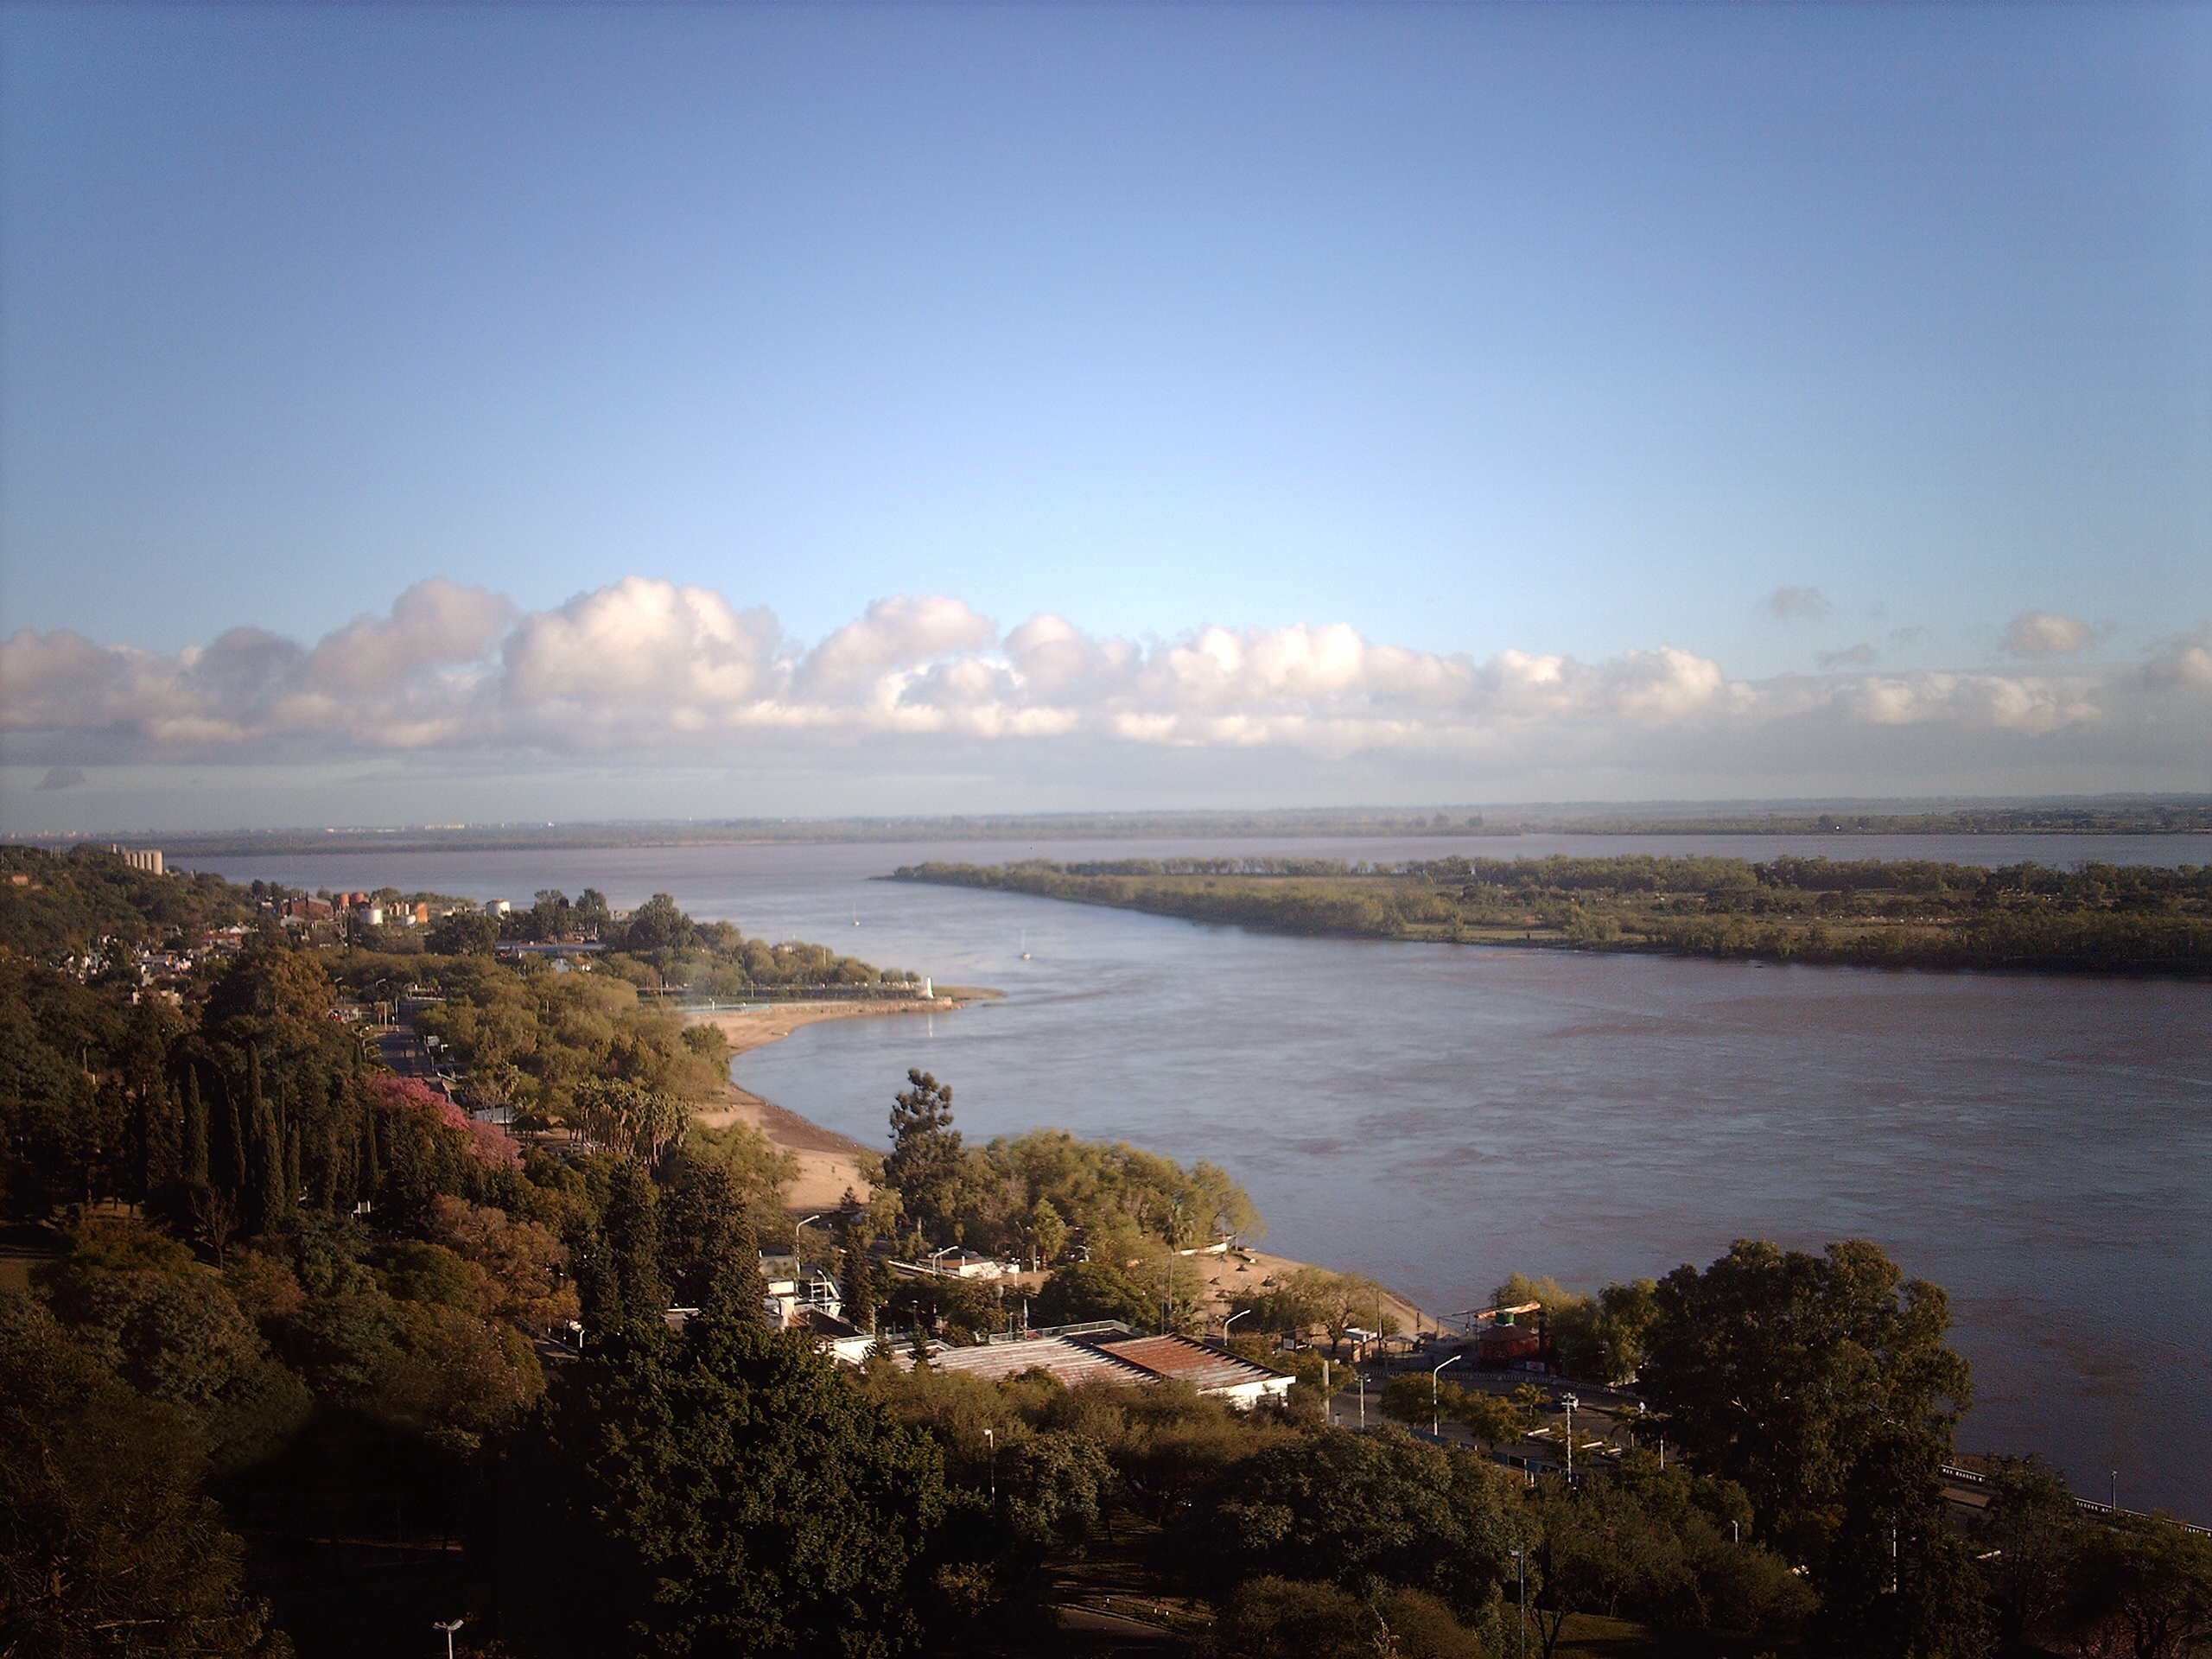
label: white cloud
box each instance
[798,594,995,695]
[2144,624,2212,689]
[2001,610,2100,658]
[4,581,2206,798]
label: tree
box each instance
[2066,1516,2212,1659]
[1031,1261,1155,1330]
[482,1320,966,1659]
[427,910,499,957]
[1641,1239,1974,1647]
[575,1079,688,1166]
[657,1155,767,1321]
[0,1294,289,1658]
[620,893,695,988]
[1979,1455,2090,1652]
[841,1243,879,1333]
[38,1218,311,1474]
[1199,1425,1522,1615]
[1025,1197,1069,1268]
[576,1158,666,1340]
[883,1070,965,1246]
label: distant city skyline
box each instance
[3,4,2207,832]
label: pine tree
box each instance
[840,1243,877,1333]
[181,1064,210,1186]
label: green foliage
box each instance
[0,843,257,960]
[1032,1260,1157,1329]
[483,1321,965,1659]
[2065,1512,2212,1659]
[681,1120,800,1216]
[1522,1456,1812,1648]
[37,1217,311,1474]
[871,1106,1266,1276]
[1378,1372,1520,1443]
[996,1430,1117,1560]
[656,1153,767,1319]
[1198,1425,1522,1615]
[0,1292,290,1658]
[426,909,499,956]
[1642,1237,1975,1649]
[1236,1265,1399,1346]
[884,1069,966,1245]
[1214,1577,1497,1659]
[896,854,2212,976]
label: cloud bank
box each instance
[4,580,2208,797]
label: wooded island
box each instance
[891,854,2212,976]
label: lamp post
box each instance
[1561,1393,1579,1479]
[1432,1352,1465,1439]
[985,1427,996,1503]
[1220,1307,1250,1343]
[794,1213,825,1264]
[433,1618,465,1659]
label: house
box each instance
[906,1248,1021,1281]
[893,1324,1294,1409]
[760,1256,843,1328]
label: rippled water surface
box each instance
[199,834,2212,1513]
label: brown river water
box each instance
[198,833,2212,1515]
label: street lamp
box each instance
[1432,1352,1465,1438]
[984,1426,996,1503]
[1561,1393,1579,1479]
[433,1618,465,1659]
[1220,1307,1250,1340]
[794,1213,825,1262]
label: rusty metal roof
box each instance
[1085,1332,1284,1392]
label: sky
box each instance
[2,3,2209,833]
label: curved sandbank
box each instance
[681,995,1440,1336]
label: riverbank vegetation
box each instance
[9,864,2212,1658]
[893,853,2212,975]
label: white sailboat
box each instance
[1020,929,1033,961]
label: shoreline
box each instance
[682,995,1443,1334]
[685,998,988,1209]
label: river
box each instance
[194,832,2212,1513]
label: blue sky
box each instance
[3,3,2209,830]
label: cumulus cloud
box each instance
[3,580,2205,793]
[799,594,995,695]
[2001,611,2101,658]
[2145,624,2212,689]
[1762,585,1833,622]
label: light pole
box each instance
[1561,1393,1579,1479]
[794,1213,825,1264]
[1432,1352,1465,1439]
[433,1618,465,1659]
[2111,1469,2118,1513]
[985,1427,996,1503]
[1220,1307,1250,1341]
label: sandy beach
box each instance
[684,997,1440,1332]
[686,998,985,1210]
